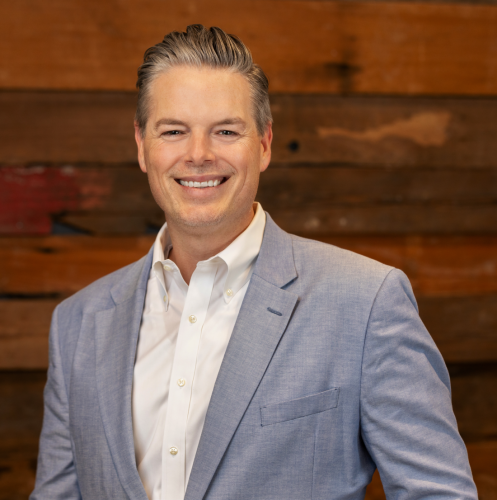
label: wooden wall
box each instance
[1,1,496,497]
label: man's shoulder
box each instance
[290,234,392,273]
[289,234,395,291]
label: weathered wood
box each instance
[1,1,497,95]
[418,296,497,363]
[271,95,497,167]
[0,371,45,499]
[0,236,154,295]
[4,91,497,167]
[2,165,497,235]
[449,363,497,442]
[2,235,497,296]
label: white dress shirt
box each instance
[132,203,266,500]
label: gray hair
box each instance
[135,24,272,136]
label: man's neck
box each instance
[167,208,255,285]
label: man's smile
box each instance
[175,175,229,189]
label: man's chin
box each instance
[168,208,227,230]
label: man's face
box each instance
[135,66,272,234]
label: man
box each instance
[31,25,477,500]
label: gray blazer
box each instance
[31,215,477,500]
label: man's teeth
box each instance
[179,179,222,188]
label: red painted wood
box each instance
[0,166,110,234]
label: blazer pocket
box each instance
[261,388,340,426]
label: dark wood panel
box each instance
[0,371,45,500]
[2,236,497,296]
[0,370,495,499]
[271,95,497,167]
[419,296,497,363]
[2,165,497,235]
[4,92,497,167]
[449,364,497,442]
[1,1,497,94]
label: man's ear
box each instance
[134,122,147,173]
[260,122,273,173]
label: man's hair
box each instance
[135,24,272,136]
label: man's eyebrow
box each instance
[154,118,188,130]
[214,118,246,126]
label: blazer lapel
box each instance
[185,215,299,500]
[95,249,153,500]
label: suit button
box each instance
[188,315,197,323]
[169,446,178,456]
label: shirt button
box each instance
[226,289,233,297]
[188,315,197,324]
[177,378,186,387]
[163,295,167,302]
[163,264,172,271]
[169,446,178,456]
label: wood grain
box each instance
[1,1,497,94]
[4,91,497,167]
[2,165,497,235]
[2,235,497,296]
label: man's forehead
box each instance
[148,67,253,123]
[151,66,250,99]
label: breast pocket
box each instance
[260,387,340,426]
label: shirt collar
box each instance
[151,203,266,307]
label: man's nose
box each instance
[185,132,215,166]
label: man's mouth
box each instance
[176,177,228,189]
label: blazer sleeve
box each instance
[30,306,81,500]
[359,268,478,499]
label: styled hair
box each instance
[135,24,272,136]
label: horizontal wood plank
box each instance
[1,1,497,95]
[449,364,497,442]
[2,235,497,296]
[4,92,497,167]
[2,165,497,235]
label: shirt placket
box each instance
[160,262,218,500]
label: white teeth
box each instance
[179,178,223,188]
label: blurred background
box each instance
[1,0,496,498]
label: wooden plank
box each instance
[418,296,497,363]
[2,165,497,235]
[270,95,497,167]
[0,236,154,295]
[1,1,497,95]
[449,364,497,442]
[0,371,45,499]
[2,235,497,296]
[4,92,497,167]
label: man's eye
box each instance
[219,130,236,136]
[163,130,181,136]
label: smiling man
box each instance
[31,25,477,500]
